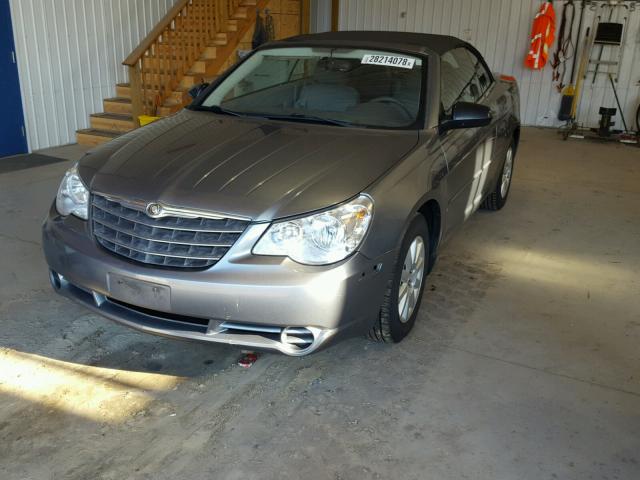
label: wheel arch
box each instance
[417,198,441,273]
[513,125,521,152]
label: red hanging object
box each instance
[525,1,556,70]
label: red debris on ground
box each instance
[238,352,258,368]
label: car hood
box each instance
[82,109,419,221]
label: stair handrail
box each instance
[123,0,236,124]
[123,0,192,68]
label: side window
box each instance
[440,48,492,113]
[466,49,493,95]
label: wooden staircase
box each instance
[77,0,270,147]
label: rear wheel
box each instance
[369,216,429,343]
[482,142,515,211]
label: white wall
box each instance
[9,0,176,151]
[310,0,332,33]
[328,0,640,129]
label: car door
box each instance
[439,48,498,234]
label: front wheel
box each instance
[482,143,515,211]
[369,216,429,343]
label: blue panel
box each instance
[0,0,28,157]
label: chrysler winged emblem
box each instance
[146,202,163,218]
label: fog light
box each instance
[49,270,62,289]
[280,327,315,350]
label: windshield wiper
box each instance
[191,105,244,117]
[192,106,357,127]
[260,113,357,127]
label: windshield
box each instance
[199,47,425,129]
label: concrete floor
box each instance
[1,129,638,479]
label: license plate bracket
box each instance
[107,273,171,311]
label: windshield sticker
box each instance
[361,54,415,69]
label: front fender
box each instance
[360,131,448,261]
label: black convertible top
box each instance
[281,31,469,56]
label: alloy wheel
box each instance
[500,147,514,198]
[398,236,426,323]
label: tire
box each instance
[369,216,429,343]
[482,141,515,211]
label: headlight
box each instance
[55,163,89,220]
[253,195,373,265]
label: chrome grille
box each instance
[91,194,250,269]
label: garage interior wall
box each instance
[9,0,175,151]
[316,0,640,129]
[310,0,332,33]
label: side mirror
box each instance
[188,83,210,99]
[440,102,492,132]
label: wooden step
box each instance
[76,128,120,147]
[158,102,185,116]
[116,83,131,99]
[202,45,218,59]
[167,88,191,104]
[214,33,229,45]
[181,74,204,88]
[232,7,248,19]
[103,97,132,114]
[192,58,217,74]
[90,113,136,133]
[170,87,193,104]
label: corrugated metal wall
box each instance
[9,0,175,151]
[333,0,640,129]
[310,0,332,33]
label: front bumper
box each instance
[42,206,392,355]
